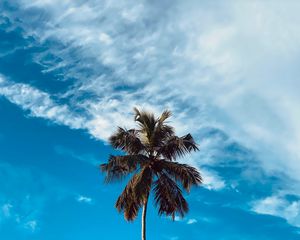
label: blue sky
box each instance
[1,0,300,239]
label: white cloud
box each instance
[187,218,197,225]
[77,195,92,204]
[2,0,300,193]
[167,216,198,225]
[201,169,225,191]
[1,202,39,232]
[0,75,130,140]
[99,32,113,45]
[24,220,37,232]
[0,75,84,130]
[165,215,182,222]
[2,203,13,218]
[173,216,182,222]
[252,195,300,227]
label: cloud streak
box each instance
[0,75,84,129]
[252,195,300,227]
[76,195,93,204]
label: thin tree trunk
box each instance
[141,196,149,240]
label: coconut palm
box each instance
[101,108,202,240]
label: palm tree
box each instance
[101,108,202,240]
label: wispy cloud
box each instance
[54,145,99,166]
[76,195,93,204]
[167,216,198,225]
[0,75,134,140]
[0,201,39,232]
[0,75,84,130]
[201,169,225,191]
[187,218,197,225]
[1,203,13,218]
[24,220,38,232]
[0,161,66,232]
[252,195,300,227]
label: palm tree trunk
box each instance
[141,196,149,240]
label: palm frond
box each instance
[133,108,156,144]
[134,108,174,149]
[151,124,174,150]
[157,110,172,124]
[115,175,139,221]
[159,134,198,161]
[152,110,174,145]
[109,127,145,154]
[115,166,152,221]
[100,155,149,183]
[132,166,152,204]
[154,173,189,219]
[155,160,202,192]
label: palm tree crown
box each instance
[101,108,202,238]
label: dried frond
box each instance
[132,166,152,204]
[155,160,202,192]
[100,155,149,183]
[154,173,189,219]
[109,127,145,154]
[133,108,156,144]
[157,110,172,124]
[115,176,139,221]
[115,166,152,221]
[151,123,174,149]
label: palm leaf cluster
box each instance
[101,108,202,221]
